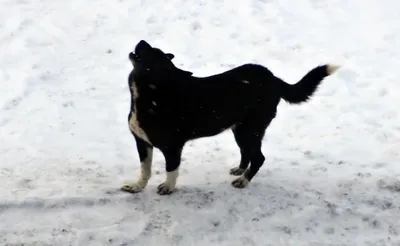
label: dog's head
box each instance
[129,40,193,77]
[129,40,176,73]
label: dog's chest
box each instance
[129,111,151,144]
[128,81,151,144]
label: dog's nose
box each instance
[137,40,150,47]
[135,40,151,53]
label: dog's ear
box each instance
[165,53,175,60]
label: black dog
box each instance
[121,40,339,195]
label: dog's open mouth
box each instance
[129,52,140,61]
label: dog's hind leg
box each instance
[157,145,183,195]
[230,126,251,176]
[231,111,276,188]
[232,147,265,188]
[121,135,153,193]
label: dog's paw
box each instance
[157,182,175,195]
[121,180,147,193]
[231,176,250,189]
[230,167,246,176]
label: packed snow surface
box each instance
[1,0,400,245]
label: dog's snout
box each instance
[129,52,139,60]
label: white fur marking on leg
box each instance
[242,80,250,84]
[232,175,249,188]
[139,147,153,182]
[230,166,246,176]
[165,169,179,189]
[122,147,153,192]
[237,175,249,185]
[158,169,179,194]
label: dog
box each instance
[121,40,339,195]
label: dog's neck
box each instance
[133,66,193,79]
[172,67,193,77]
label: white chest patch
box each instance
[129,111,151,144]
[129,81,151,144]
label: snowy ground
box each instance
[1,0,400,245]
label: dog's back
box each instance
[137,64,281,141]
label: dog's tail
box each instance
[277,64,340,104]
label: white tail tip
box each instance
[327,65,340,75]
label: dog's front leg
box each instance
[157,146,183,195]
[121,134,153,193]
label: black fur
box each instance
[124,40,338,195]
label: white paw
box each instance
[231,176,250,189]
[230,167,246,176]
[156,169,179,195]
[157,182,175,195]
[121,180,148,193]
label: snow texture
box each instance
[1,0,400,245]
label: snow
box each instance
[1,0,400,245]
